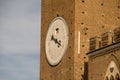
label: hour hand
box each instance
[51,35,61,47]
[55,39,61,47]
[51,35,57,43]
[51,35,54,41]
[57,40,61,48]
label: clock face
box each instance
[45,17,69,66]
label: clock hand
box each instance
[53,37,61,47]
[51,35,57,44]
[58,40,61,48]
[51,35,61,47]
[51,35,54,41]
[55,39,61,47]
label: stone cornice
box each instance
[87,42,120,57]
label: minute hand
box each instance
[54,38,61,47]
[51,35,61,47]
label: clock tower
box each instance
[40,0,120,80]
[40,0,75,80]
[40,0,86,79]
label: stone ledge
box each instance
[87,41,120,57]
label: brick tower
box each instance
[40,0,120,80]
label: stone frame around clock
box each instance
[45,17,69,66]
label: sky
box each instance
[0,0,41,80]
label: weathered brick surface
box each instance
[40,0,120,80]
[40,0,75,80]
[88,45,120,80]
[74,0,120,79]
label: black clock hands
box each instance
[51,35,61,47]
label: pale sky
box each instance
[0,0,41,80]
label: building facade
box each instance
[40,0,120,80]
[87,42,120,80]
[87,27,120,80]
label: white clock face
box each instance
[45,17,69,66]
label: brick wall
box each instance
[88,43,120,80]
[40,0,75,80]
[40,0,120,80]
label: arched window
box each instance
[104,61,120,80]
